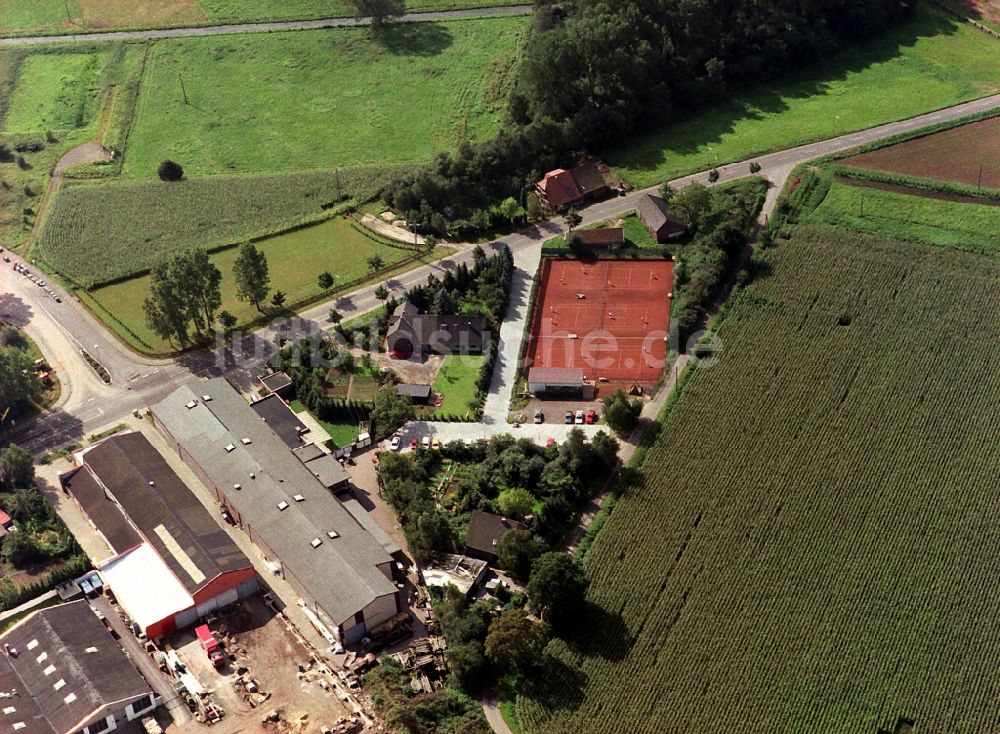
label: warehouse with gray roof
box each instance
[0,600,158,734]
[150,378,402,645]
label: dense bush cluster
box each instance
[377,430,617,563]
[384,0,912,234]
[0,327,42,417]
[273,338,374,429]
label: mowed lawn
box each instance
[86,217,453,352]
[609,4,1000,187]
[431,355,484,416]
[1,50,106,133]
[1,0,526,35]
[517,224,1000,733]
[807,180,1000,252]
[121,18,526,177]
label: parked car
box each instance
[390,435,401,451]
[546,437,556,447]
[534,410,544,424]
[575,410,585,424]
[410,437,418,450]
[431,437,441,451]
[421,436,431,448]
[585,409,597,424]
[564,411,574,424]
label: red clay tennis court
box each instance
[526,258,673,385]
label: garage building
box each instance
[527,367,585,397]
[62,431,258,639]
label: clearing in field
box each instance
[526,259,673,387]
[120,18,526,177]
[841,116,1000,189]
[806,179,1000,252]
[1,51,106,133]
[607,4,1000,187]
[85,218,451,353]
[517,223,1000,733]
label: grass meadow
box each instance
[609,4,1000,187]
[517,222,1000,733]
[2,51,106,133]
[120,18,526,177]
[430,355,485,417]
[85,220,453,353]
[1,0,526,35]
[806,180,1000,252]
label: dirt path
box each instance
[0,5,534,47]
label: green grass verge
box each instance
[37,166,416,286]
[120,18,526,178]
[0,595,62,634]
[608,3,1000,188]
[84,219,454,353]
[806,180,1000,252]
[430,355,484,417]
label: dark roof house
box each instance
[0,600,158,734]
[464,510,527,562]
[535,162,610,209]
[259,371,293,398]
[386,307,488,359]
[636,193,687,243]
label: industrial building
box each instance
[62,431,258,639]
[0,600,159,734]
[151,378,404,645]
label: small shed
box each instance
[397,383,433,404]
[567,227,625,249]
[260,371,294,398]
[636,194,687,243]
[528,367,585,397]
[304,453,351,492]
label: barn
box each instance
[62,431,258,639]
[527,367,585,397]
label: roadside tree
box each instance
[0,348,41,412]
[0,445,35,491]
[233,242,270,311]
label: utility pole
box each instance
[178,73,189,105]
[859,193,864,218]
[978,163,983,189]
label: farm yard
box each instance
[83,218,453,353]
[0,0,527,36]
[806,180,1000,252]
[607,3,1000,187]
[841,115,1000,189]
[516,222,1000,734]
[120,18,526,177]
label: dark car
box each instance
[534,410,544,424]
[564,411,574,424]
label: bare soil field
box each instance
[834,175,1000,206]
[842,116,1000,189]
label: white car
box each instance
[575,410,585,424]
[421,436,431,448]
[390,435,401,451]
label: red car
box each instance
[585,409,597,424]
[410,437,418,450]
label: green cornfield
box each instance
[517,223,1000,733]
[37,165,414,287]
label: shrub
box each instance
[157,159,184,181]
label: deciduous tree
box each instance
[527,552,588,629]
[485,609,549,674]
[0,445,34,491]
[497,529,540,579]
[233,242,270,311]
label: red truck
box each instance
[195,624,225,668]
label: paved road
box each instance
[0,5,533,46]
[5,94,1000,454]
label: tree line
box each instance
[382,0,913,235]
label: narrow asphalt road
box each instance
[4,93,999,454]
[0,5,533,47]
